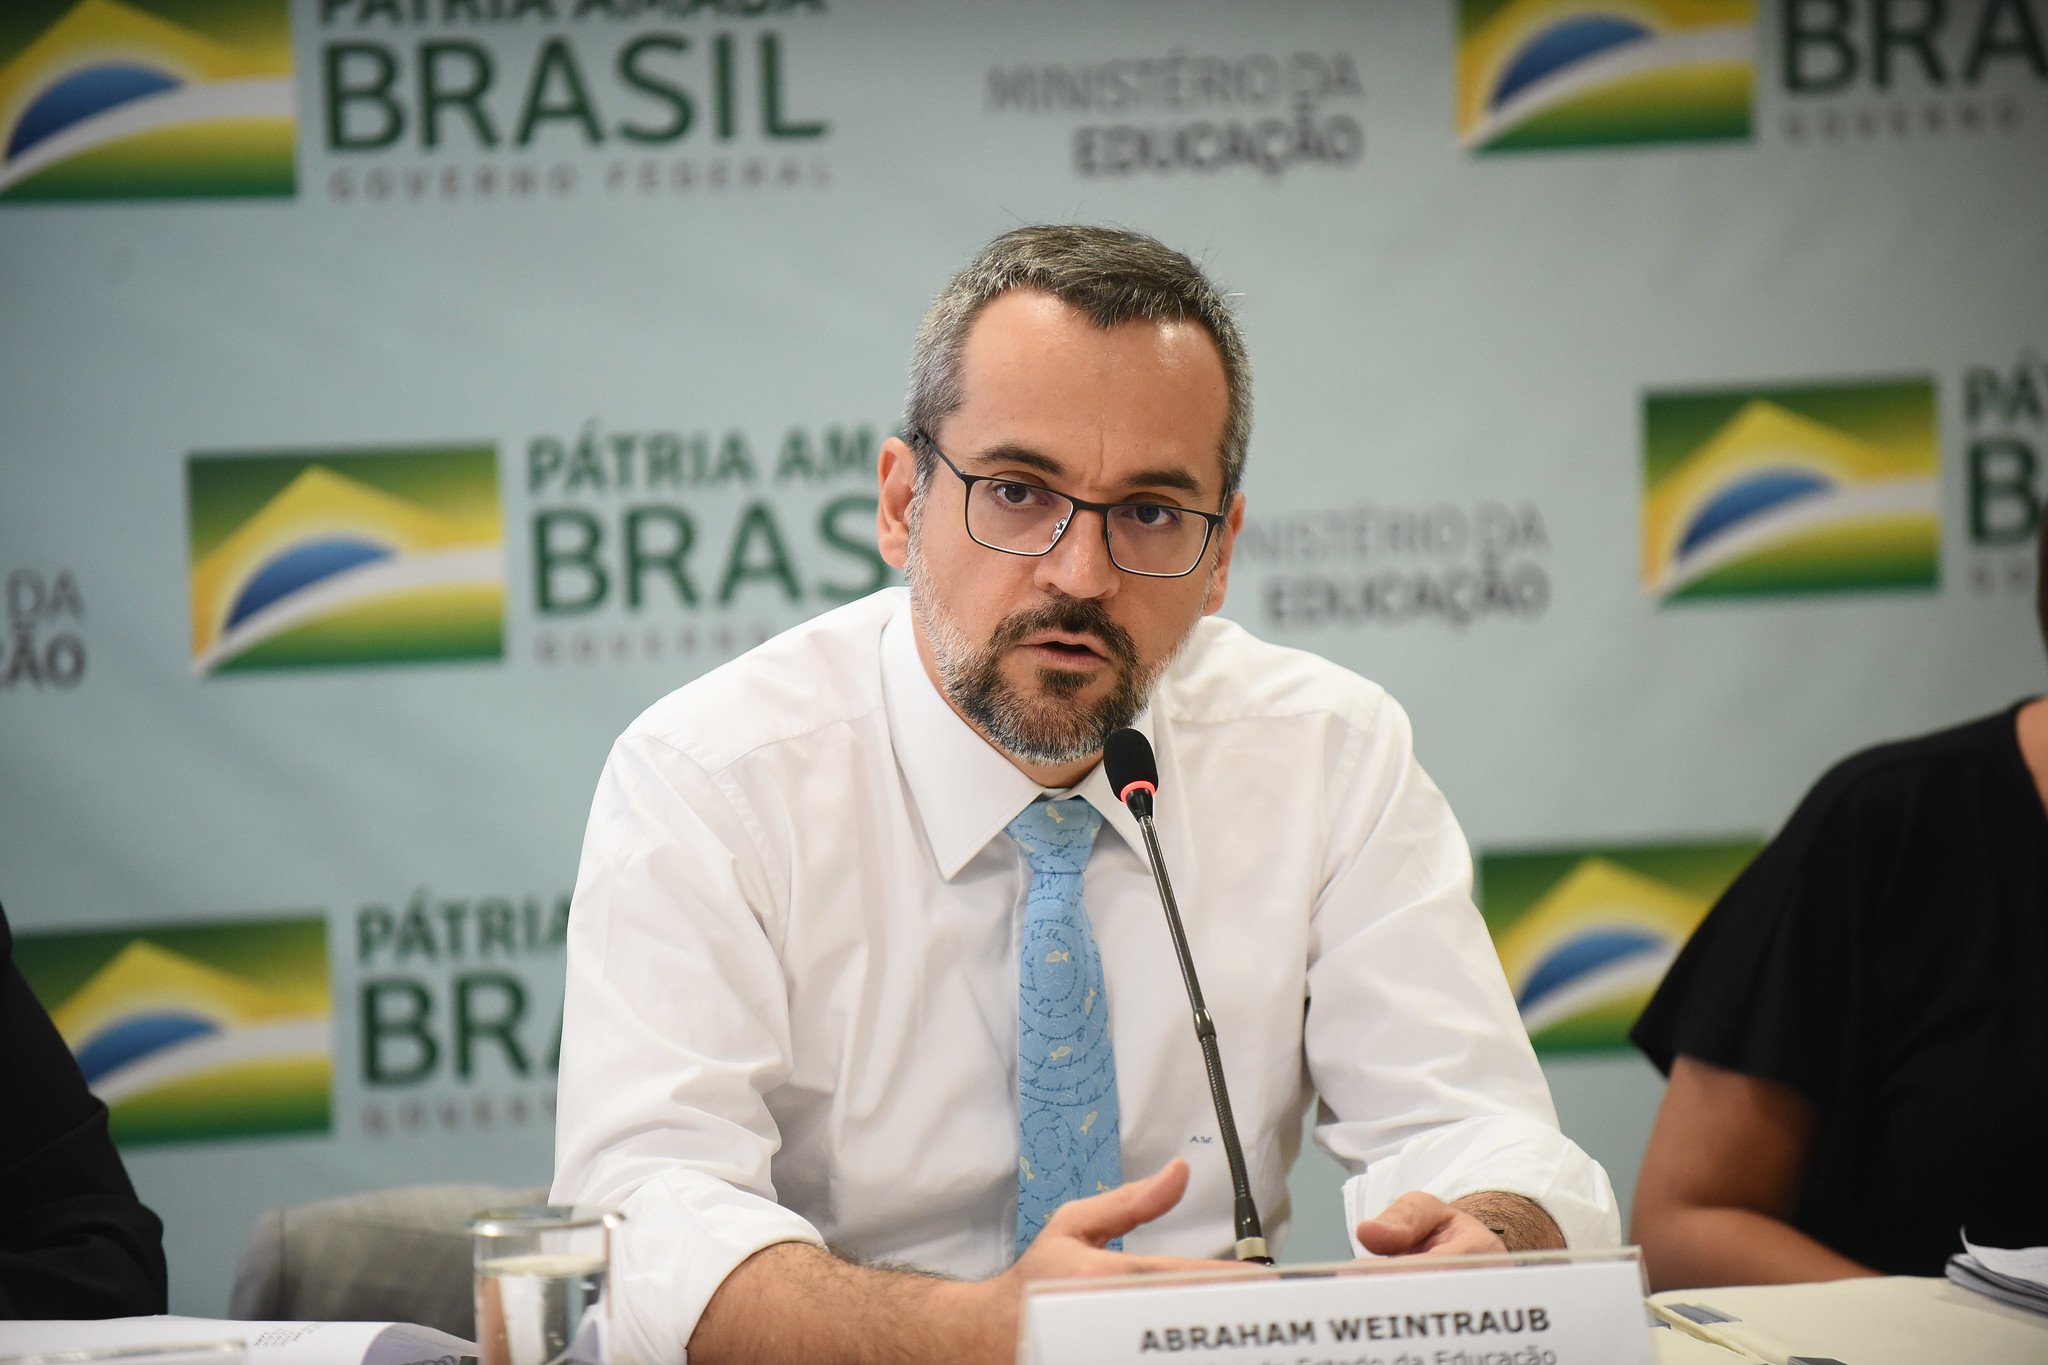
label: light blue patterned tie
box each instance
[1008,796,1120,1256]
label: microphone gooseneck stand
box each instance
[1104,728,1272,1265]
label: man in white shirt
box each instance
[552,225,1619,1364]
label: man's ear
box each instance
[1203,491,1245,615]
[877,436,917,570]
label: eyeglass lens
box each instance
[967,479,1209,576]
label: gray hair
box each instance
[903,225,1252,500]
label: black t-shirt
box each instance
[1631,704,2048,1277]
[0,902,168,1317]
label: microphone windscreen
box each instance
[1103,728,1158,800]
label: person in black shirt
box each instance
[0,900,169,1317]
[1629,518,2048,1289]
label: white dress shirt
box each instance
[551,588,1619,1362]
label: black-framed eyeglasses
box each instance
[912,432,1227,579]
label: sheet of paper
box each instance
[0,1317,474,1365]
[1947,1256,2048,1316]
[1653,1276,2048,1364]
[1962,1237,2048,1291]
[1649,1322,1765,1364]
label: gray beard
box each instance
[906,540,1171,768]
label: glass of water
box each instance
[470,1204,621,1365]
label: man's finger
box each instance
[1352,1220,1412,1256]
[1353,1191,1449,1256]
[1048,1159,1191,1245]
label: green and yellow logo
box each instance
[1480,840,1759,1053]
[187,444,504,675]
[1456,0,1755,153]
[0,1,293,202]
[15,915,331,1144]
[1644,378,1940,602]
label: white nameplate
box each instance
[1021,1250,1651,1365]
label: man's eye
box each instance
[990,481,1045,508]
[1115,502,1185,529]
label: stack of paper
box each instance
[1947,1236,2048,1316]
[0,1317,473,1365]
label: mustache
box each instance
[988,596,1139,670]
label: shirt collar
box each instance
[879,593,1154,879]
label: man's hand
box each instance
[1355,1190,1563,1259]
[968,1159,1231,1357]
[694,1160,1227,1365]
[1001,1158,1218,1282]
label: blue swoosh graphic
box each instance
[1491,16,1653,110]
[1677,470,1832,559]
[8,65,183,162]
[227,538,394,630]
[75,1011,220,1084]
[1517,927,1664,1015]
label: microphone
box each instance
[1103,728,1272,1265]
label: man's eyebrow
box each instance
[968,444,1208,498]
[968,444,1065,478]
[1119,466,1205,498]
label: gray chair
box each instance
[229,1182,548,1336]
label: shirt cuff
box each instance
[1339,1114,1621,1255]
[599,1169,826,1365]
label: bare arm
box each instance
[1632,1054,1876,1291]
[688,1161,1222,1365]
[687,1244,980,1365]
[1452,1191,1564,1251]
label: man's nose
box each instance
[1032,508,1119,600]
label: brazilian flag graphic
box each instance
[0,0,293,202]
[187,444,504,675]
[1643,378,1940,603]
[1456,0,1755,154]
[1480,840,1760,1053]
[15,915,332,1145]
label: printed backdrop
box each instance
[2,0,2044,1314]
